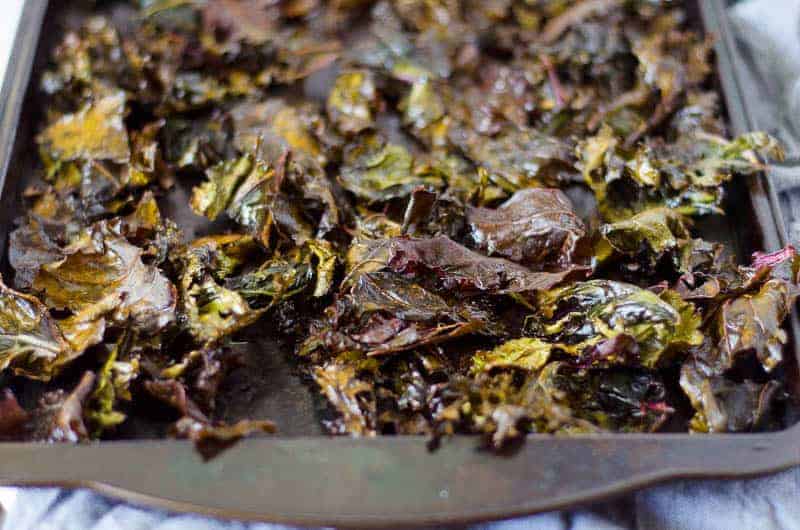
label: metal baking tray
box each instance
[0,0,798,526]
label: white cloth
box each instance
[730,0,800,117]
[729,0,800,158]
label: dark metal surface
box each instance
[0,0,798,526]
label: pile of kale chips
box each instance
[0,0,796,453]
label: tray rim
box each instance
[0,431,798,528]
[0,0,797,526]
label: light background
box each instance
[0,0,25,82]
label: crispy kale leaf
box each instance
[0,277,79,381]
[85,331,140,434]
[33,222,177,335]
[230,99,339,167]
[37,91,131,165]
[313,360,376,436]
[191,153,313,246]
[177,235,265,345]
[471,338,552,373]
[432,370,599,448]
[29,371,97,442]
[0,389,29,438]
[302,272,493,357]
[599,207,692,270]
[339,134,443,202]
[399,80,448,147]
[178,235,337,345]
[578,125,784,221]
[467,188,590,270]
[533,280,702,368]
[9,216,69,290]
[536,361,672,433]
[707,279,797,374]
[227,239,338,305]
[348,235,589,295]
[171,416,277,461]
[680,359,782,433]
[451,127,575,191]
[676,253,797,432]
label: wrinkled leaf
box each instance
[471,338,552,373]
[713,279,796,373]
[302,272,493,357]
[468,188,589,270]
[537,361,672,432]
[178,235,264,345]
[534,280,702,368]
[192,152,315,246]
[33,222,177,334]
[600,207,692,269]
[0,277,77,381]
[451,126,575,191]
[349,235,589,295]
[680,359,781,433]
[578,125,784,221]
[228,239,338,307]
[339,134,444,202]
[432,370,599,448]
[9,216,67,290]
[399,80,448,146]
[313,360,376,436]
[37,91,130,165]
